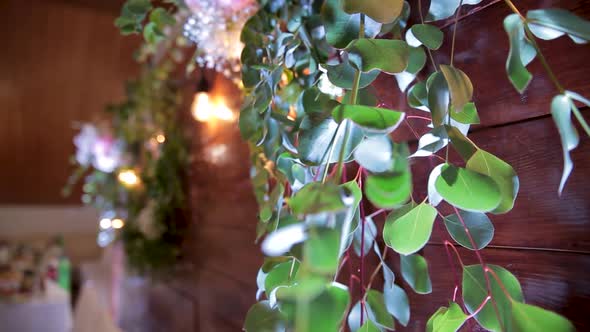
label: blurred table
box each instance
[0,281,72,332]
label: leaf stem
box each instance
[571,99,590,137]
[503,0,565,93]
[450,0,464,66]
[452,205,505,331]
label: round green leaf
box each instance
[325,60,380,89]
[444,210,494,250]
[510,301,575,332]
[304,227,342,274]
[293,283,350,332]
[288,182,349,215]
[440,65,473,113]
[462,264,524,332]
[343,0,404,24]
[435,164,502,212]
[321,0,382,49]
[265,259,299,294]
[383,202,437,255]
[400,254,432,294]
[353,136,394,173]
[244,301,286,332]
[384,284,410,326]
[346,39,410,74]
[427,72,450,126]
[426,302,467,332]
[411,24,444,50]
[332,105,405,134]
[298,116,363,165]
[365,172,412,209]
[366,289,395,330]
[504,14,533,93]
[466,149,519,214]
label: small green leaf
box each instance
[411,126,448,157]
[321,0,382,49]
[346,39,410,74]
[411,24,444,50]
[358,320,380,332]
[325,60,380,89]
[265,259,299,294]
[354,136,394,173]
[427,0,483,21]
[407,81,429,110]
[551,94,579,194]
[406,46,427,74]
[504,14,533,93]
[365,172,412,209]
[126,0,152,15]
[332,104,405,134]
[510,300,575,332]
[426,302,468,332]
[243,301,286,332]
[527,8,590,43]
[293,283,350,332]
[288,182,349,215]
[304,227,341,274]
[384,284,410,326]
[383,202,437,255]
[444,210,494,250]
[446,125,478,160]
[440,65,473,113]
[143,21,164,44]
[366,289,395,330]
[450,102,480,124]
[149,8,175,28]
[298,116,363,165]
[427,72,450,126]
[400,254,432,294]
[466,149,519,213]
[343,0,404,24]
[462,264,524,332]
[435,164,502,212]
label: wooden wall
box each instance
[183,0,590,331]
[0,0,139,204]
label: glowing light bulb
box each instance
[118,169,140,187]
[112,218,125,229]
[99,218,112,229]
[192,92,212,122]
[215,101,235,121]
[156,134,166,143]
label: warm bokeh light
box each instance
[111,218,125,229]
[118,169,140,187]
[191,92,235,123]
[155,134,166,143]
[192,92,211,122]
[99,218,112,229]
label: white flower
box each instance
[73,124,123,173]
[74,124,99,166]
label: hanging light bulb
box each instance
[191,75,235,122]
[192,76,212,122]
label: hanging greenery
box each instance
[66,1,191,274]
[108,0,589,329]
[237,0,589,331]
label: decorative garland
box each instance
[107,0,590,329]
[67,2,191,273]
[237,1,589,331]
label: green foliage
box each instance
[107,0,590,330]
[233,0,586,329]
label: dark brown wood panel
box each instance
[392,245,590,331]
[0,0,140,204]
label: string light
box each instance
[99,218,112,230]
[111,218,125,229]
[118,169,140,187]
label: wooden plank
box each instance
[0,0,139,204]
[385,0,590,141]
[388,245,590,331]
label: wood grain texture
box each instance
[0,0,140,204]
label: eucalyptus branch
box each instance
[450,0,464,66]
[571,102,590,137]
